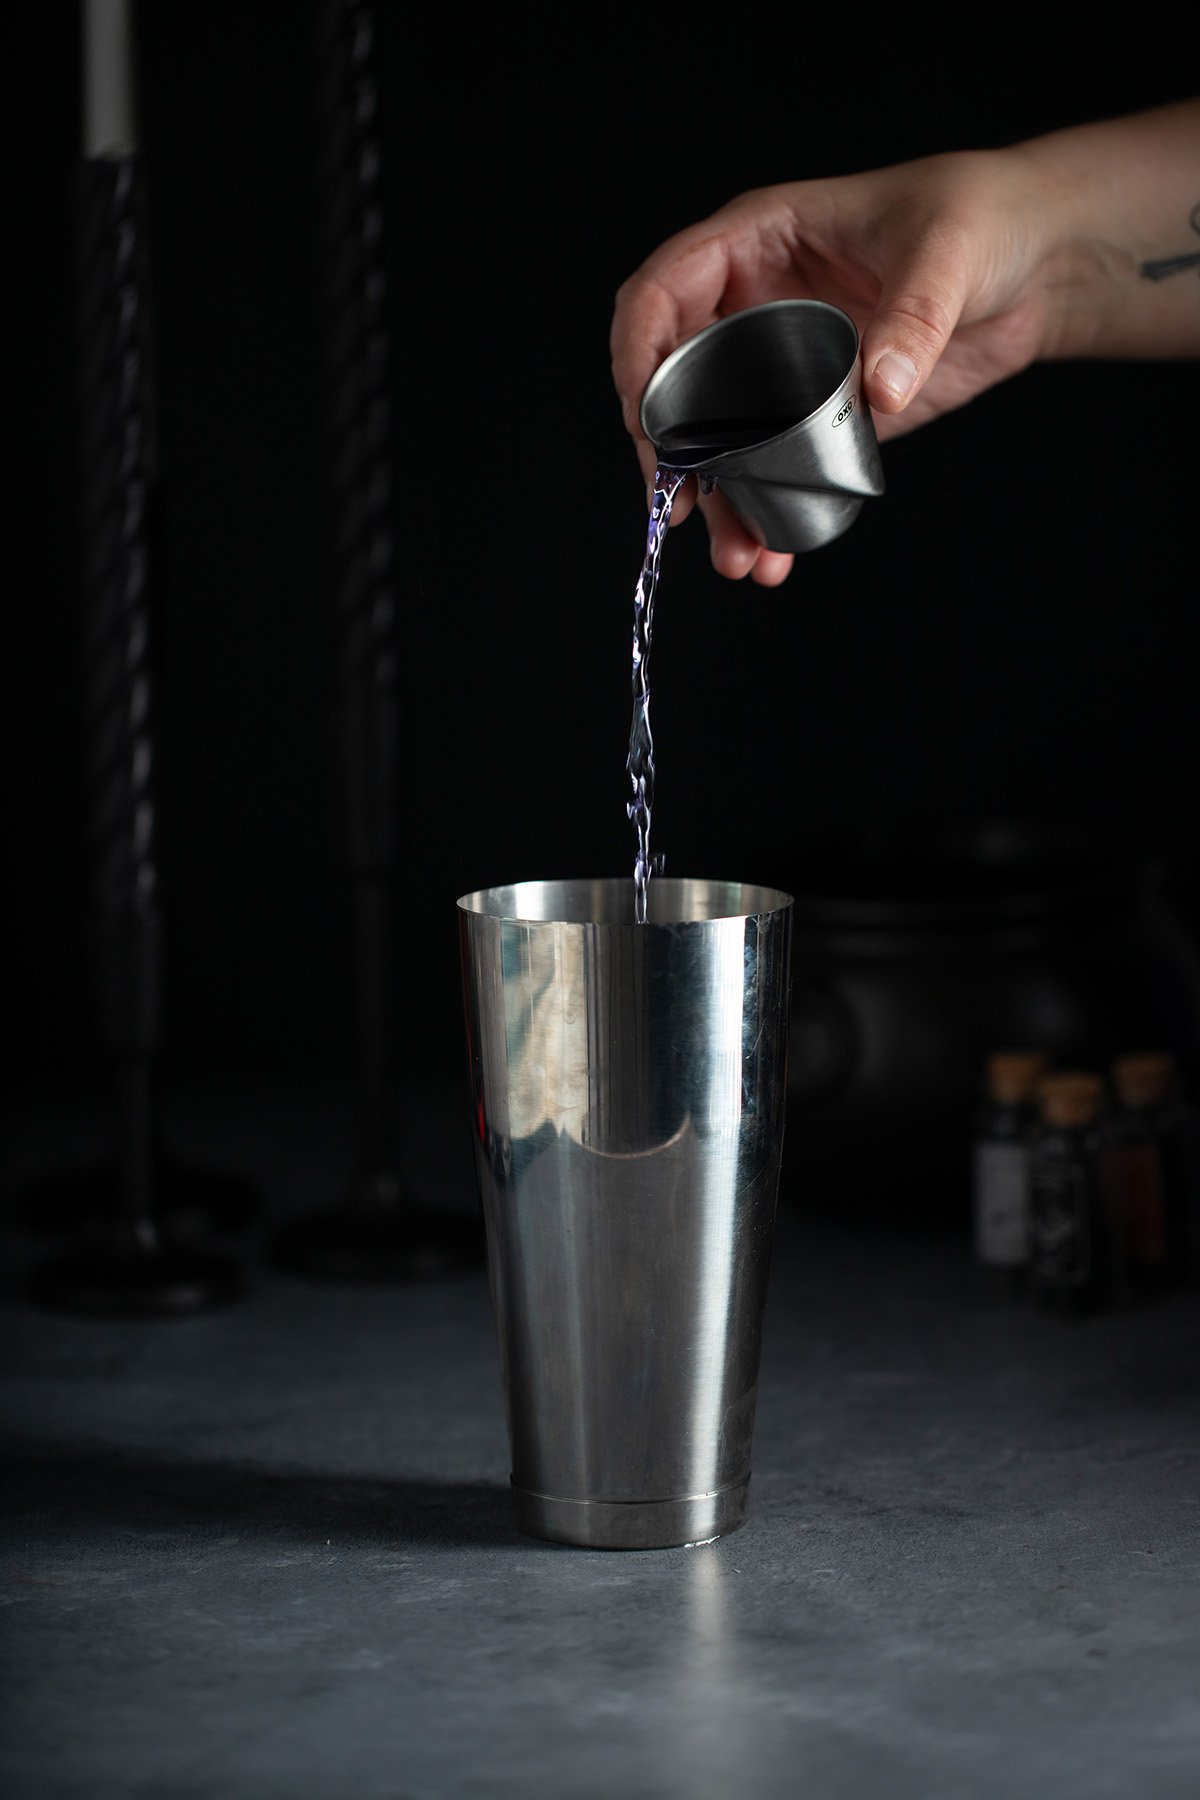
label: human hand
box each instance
[611,146,1066,586]
[615,92,1200,584]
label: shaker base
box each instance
[512,1477,749,1550]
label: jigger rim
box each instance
[457,875,794,926]
[640,296,862,461]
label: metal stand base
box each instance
[511,1477,750,1550]
[28,1238,242,1316]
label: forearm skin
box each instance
[1012,99,1200,360]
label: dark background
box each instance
[8,5,1200,1102]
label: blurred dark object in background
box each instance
[780,821,1200,1229]
[269,0,482,1280]
[23,0,247,1313]
[5,7,1198,1195]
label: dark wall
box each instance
[8,6,1199,1093]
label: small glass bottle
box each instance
[1029,1072,1117,1316]
[1107,1052,1198,1294]
[971,1050,1048,1292]
[1104,1054,1172,1298]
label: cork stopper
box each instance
[1037,1071,1103,1129]
[985,1050,1049,1106]
[1111,1052,1175,1109]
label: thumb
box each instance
[860,246,971,416]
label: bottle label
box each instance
[1031,1162,1091,1287]
[973,1141,1030,1267]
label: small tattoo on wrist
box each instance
[1141,201,1200,281]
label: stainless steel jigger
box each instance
[458,877,793,1550]
[640,298,885,552]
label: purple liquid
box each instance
[627,466,687,924]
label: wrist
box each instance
[1008,102,1200,360]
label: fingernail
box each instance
[873,350,919,402]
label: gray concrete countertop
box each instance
[3,1081,1200,1799]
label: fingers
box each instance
[749,547,795,588]
[615,201,801,583]
[634,440,700,527]
[859,227,973,419]
[696,485,794,587]
[611,225,736,445]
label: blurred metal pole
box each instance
[28,0,244,1311]
[272,0,480,1278]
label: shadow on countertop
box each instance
[2,1435,518,1552]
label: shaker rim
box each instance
[457,875,794,926]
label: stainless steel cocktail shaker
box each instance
[458,877,793,1549]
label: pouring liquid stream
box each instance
[626,465,690,924]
